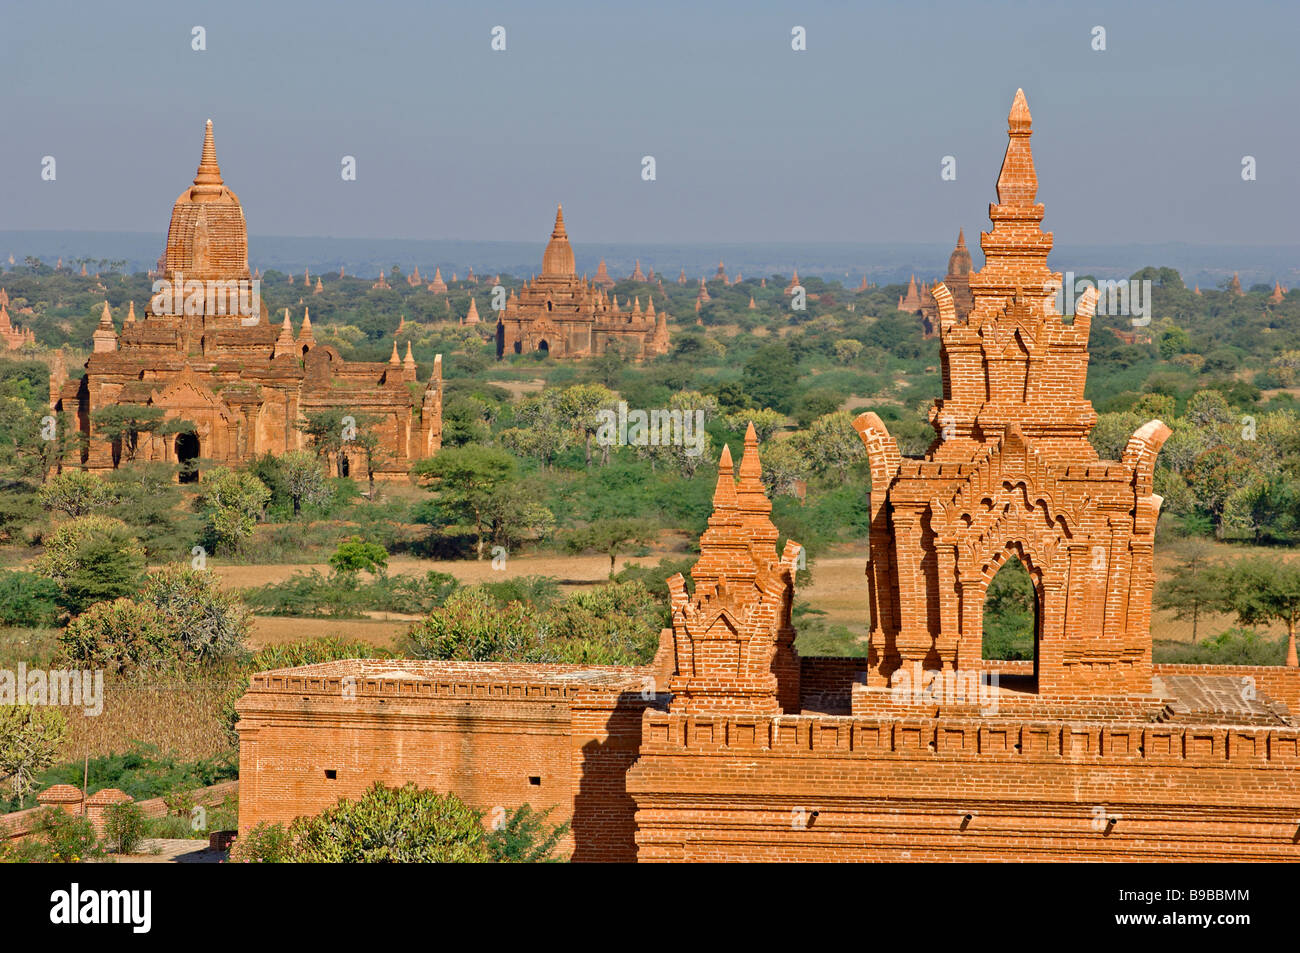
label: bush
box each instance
[0,706,67,803]
[37,515,146,616]
[1153,628,1287,665]
[1,808,101,863]
[329,538,389,574]
[242,569,458,618]
[58,598,177,675]
[142,564,251,666]
[405,587,541,661]
[103,800,147,854]
[0,570,61,626]
[288,782,489,863]
[486,804,568,862]
[229,821,293,863]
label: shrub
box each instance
[58,598,176,675]
[229,821,293,863]
[0,706,68,802]
[196,468,271,555]
[37,515,147,615]
[142,564,251,666]
[4,808,102,863]
[486,804,568,863]
[103,800,147,854]
[405,587,541,661]
[0,570,61,626]
[37,470,116,518]
[328,538,389,575]
[288,782,489,863]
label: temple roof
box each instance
[542,204,576,277]
[164,120,249,280]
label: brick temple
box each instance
[918,229,975,337]
[494,206,670,360]
[49,121,442,480]
[236,91,1300,861]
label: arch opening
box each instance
[981,554,1040,689]
[175,431,200,483]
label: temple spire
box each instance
[193,119,223,188]
[712,444,738,510]
[737,422,763,492]
[996,88,1037,206]
[552,204,567,239]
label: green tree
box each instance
[0,570,61,626]
[301,409,349,476]
[58,598,176,675]
[405,587,541,661]
[103,801,146,855]
[486,804,568,862]
[1155,539,1220,642]
[90,406,190,466]
[724,408,784,443]
[142,564,252,665]
[1213,557,1300,667]
[412,445,517,559]
[742,343,799,413]
[196,468,271,555]
[558,383,617,468]
[0,707,67,802]
[44,518,148,616]
[566,519,657,576]
[280,450,331,517]
[37,470,116,518]
[788,411,865,484]
[329,538,389,575]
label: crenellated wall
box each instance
[627,709,1300,861]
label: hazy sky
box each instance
[3,0,1297,246]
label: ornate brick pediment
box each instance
[149,363,233,421]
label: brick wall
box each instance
[235,661,663,862]
[627,711,1300,861]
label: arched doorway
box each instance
[175,431,200,483]
[982,555,1039,673]
[339,452,350,477]
[537,340,549,355]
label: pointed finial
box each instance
[956,227,966,247]
[712,444,738,509]
[1008,88,1032,130]
[404,341,415,367]
[737,422,762,489]
[552,204,567,238]
[390,340,400,364]
[193,119,223,188]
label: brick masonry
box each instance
[236,90,1300,862]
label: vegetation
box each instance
[228,783,567,863]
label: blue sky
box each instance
[2,0,1296,246]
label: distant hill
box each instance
[2,230,1296,291]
